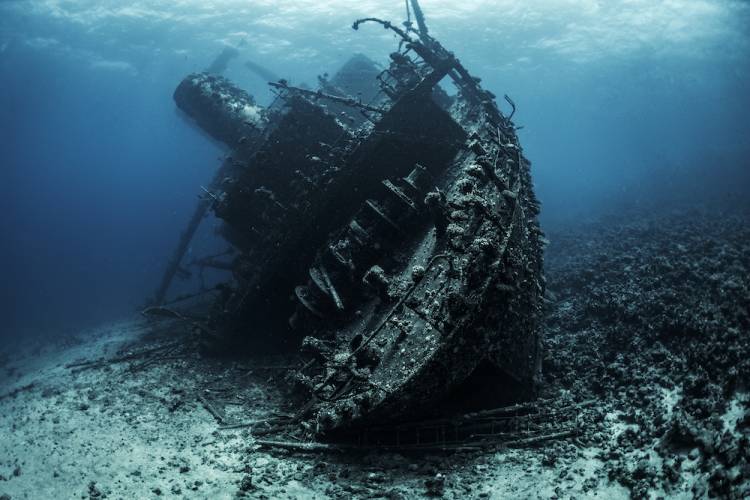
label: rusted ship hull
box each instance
[293,87,544,434]
[166,4,544,434]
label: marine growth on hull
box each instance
[156,3,545,441]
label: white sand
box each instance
[0,318,632,499]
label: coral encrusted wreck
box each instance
[162,5,545,437]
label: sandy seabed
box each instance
[1,318,625,499]
[1,205,748,499]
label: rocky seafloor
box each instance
[541,204,750,498]
[0,202,748,499]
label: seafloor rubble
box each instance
[0,203,747,498]
[541,204,750,498]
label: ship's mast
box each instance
[409,0,429,39]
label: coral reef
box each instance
[543,205,750,497]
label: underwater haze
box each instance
[1,0,749,338]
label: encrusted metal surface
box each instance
[171,13,545,434]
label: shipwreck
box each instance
[152,1,545,439]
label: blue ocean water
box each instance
[1,0,748,338]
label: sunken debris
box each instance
[161,2,545,436]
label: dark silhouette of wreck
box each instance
[154,1,545,439]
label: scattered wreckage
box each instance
[151,1,545,440]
